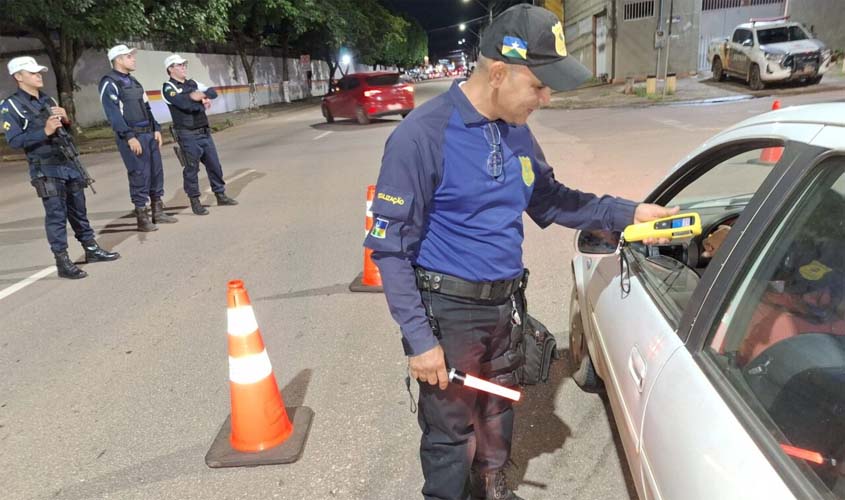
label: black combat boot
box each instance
[215,192,238,206]
[82,240,121,263]
[190,196,209,215]
[470,469,523,500]
[150,198,178,223]
[54,251,87,279]
[135,207,158,232]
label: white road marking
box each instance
[1,169,260,302]
[204,168,258,194]
[0,266,57,301]
[313,131,332,141]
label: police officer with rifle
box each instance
[2,57,119,279]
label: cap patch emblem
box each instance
[501,36,528,60]
[2,121,10,131]
[519,156,534,187]
[552,22,567,57]
[370,217,389,239]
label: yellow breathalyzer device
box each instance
[623,213,702,243]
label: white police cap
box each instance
[7,56,48,75]
[108,44,136,62]
[164,54,187,69]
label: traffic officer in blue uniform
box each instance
[364,6,678,500]
[99,44,177,232]
[2,57,120,279]
[161,54,237,215]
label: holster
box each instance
[31,177,61,198]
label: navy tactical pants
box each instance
[116,132,164,208]
[177,129,225,197]
[417,292,516,500]
[34,169,95,254]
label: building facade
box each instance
[563,0,842,82]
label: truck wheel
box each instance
[711,58,725,82]
[569,283,604,393]
[808,75,823,85]
[749,64,765,91]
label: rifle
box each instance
[169,125,190,169]
[44,108,96,193]
[54,125,96,194]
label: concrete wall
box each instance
[563,0,612,78]
[788,0,845,51]
[1,37,342,128]
[615,0,700,79]
[697,2,785,71]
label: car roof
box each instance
[347,71,399,78]
[667,103,845,176]
[737,21,802,30]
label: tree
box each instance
[0,0,148,130]
[226,0,320,109]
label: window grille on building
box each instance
[702,0,782,11]
[623,0,655,21]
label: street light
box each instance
[459,23,466,31]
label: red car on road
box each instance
[321,72,414,125]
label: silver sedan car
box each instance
[569,103,845,500]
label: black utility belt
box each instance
[28,156,66,166]
[175,126,211,135]
[414,266,525,302]
[130,126,153,134]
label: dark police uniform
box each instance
[364,81,637,499]
[161,78,232,208]
[3,91,95,252]
[99,70,166,211]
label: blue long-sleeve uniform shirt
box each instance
[1,89,71,179]
[363,80,637,356]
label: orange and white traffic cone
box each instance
[205,280,313,468]
[759,100,784,164]
[349,184,384,293]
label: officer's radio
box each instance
[622,212,702,243]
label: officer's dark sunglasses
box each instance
[483,122,504,180]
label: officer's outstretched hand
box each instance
[154,131,163,148]
[127,137,143,156]
[634,203,680,245]
[409,344,449,390]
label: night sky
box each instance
[381,0,531,61]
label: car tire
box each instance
[400,111,410,118]
[711,58,725,82]
[749,64,765,91]
[569,283,604,393]
[808,75,823,85]
[355,106,370,125]
[322,104,334,123]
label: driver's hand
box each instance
[702,225,732,258]
[634,203,680,245]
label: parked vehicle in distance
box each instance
[321,72,414,125]
[570,103,845,500]
[708,17,833,90]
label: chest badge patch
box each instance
[519,156,534,187]
[371,217,389,239]
[799,260,832,281]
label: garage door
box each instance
[698,0,785,71]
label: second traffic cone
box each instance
[759,100,784,164]
[205,280,313,468]
[350,184,384,293]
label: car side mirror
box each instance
[742,39,753,47]
[577,230,621,255]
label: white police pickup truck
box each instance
[708,17,833,90]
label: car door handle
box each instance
[628,346,647,393]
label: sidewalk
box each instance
[548,68,845,110]
[0,96,323,163]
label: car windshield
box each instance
[757,26,809,45]
[366,74,400,86]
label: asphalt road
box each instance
[2,79,843,500]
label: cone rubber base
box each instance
[205,405,314,468]
[348,272,383,293]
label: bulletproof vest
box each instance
[112,74,150,125]
[165,80,208,130]
[5,94,64,164]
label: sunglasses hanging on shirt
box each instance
[483,122,504,181]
